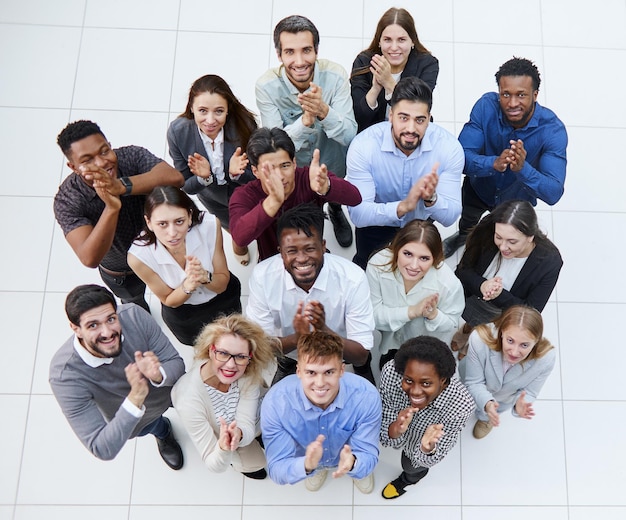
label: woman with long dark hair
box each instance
[350,7,439,132]
[167,74,258,264]
[452,200,562,356]
[128,187,241,345]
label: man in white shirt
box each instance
[246,204,375,383]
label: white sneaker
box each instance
[353,472,375,494]
[305,469,328,492]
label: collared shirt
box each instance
[198,127,226,185]
[255,59,356,176]
[260,372,382,484]
[459,92,567,206]
[380,360,475,469]
[53,146,162,271]
[346,121,464,228]
[246,253,374,359]
[366,248,465,354]
[128,214,218,304]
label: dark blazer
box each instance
[455,240,563,312]
[350,49,439,133]
[166,117,256,225]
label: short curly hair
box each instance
[495,56,541,91]
[394,335,456,383]
[57,120,107,158]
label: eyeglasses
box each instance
[211,345,252,366]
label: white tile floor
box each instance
[1,0,624,518]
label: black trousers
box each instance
[459,178,493,235]
[98,266,149,312]
[401,452,429,484]
[353,225,398,270]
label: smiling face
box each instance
[70,303,122,358]
[279,226,326,292]
[67,133,118,184]
[252,148,296,199]
[494,223,534,259]
[191,91,228,140]
[297,354,344,409]
[501,324,537,364]
[396,240,434,288]
[277,30,317,91]
[210,333,251,385]
[401,359,447,410]
[145,204,191,253]
[389,99,430,155]
[498,75,538,128]
[379,23,412,73]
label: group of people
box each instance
[49,7,567,501]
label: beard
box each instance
[85,332,122,358]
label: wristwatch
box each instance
[423,192,438,205]
[119,176,133,196]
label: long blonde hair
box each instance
[475,305,553,364]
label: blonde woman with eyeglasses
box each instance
[172,315,277,478]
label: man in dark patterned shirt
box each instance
[379,336,475,499]
[54,120,184,311]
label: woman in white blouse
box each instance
[172,314,277,478]
[128,187,241,345]
[459,305,555,439]
[366,220,464,369]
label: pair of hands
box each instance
[261,148,328,214]
[369,54,397,97]
[292,300,326,335]
[125,351,163,408]
[218,417,244,452]
[298,83,329,127]
[480,276,503,301]
[485,391,535,427]
[182,255,210,293]
[408,293,439,320]
[78,165,125,210]
[187,147,250,182]
[493,139,527,173]
[391,406,444,453]
[396,164,439,218]
[305,434,355,478]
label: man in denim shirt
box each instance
[255,15,357,248]
[443,57,568,258]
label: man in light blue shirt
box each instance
[261,331,381,493]
[346,77,464,268]
[255,15,357,248]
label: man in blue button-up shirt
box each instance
[443,57,568,258]
[261,331,381,493]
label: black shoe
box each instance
[328,203,353,247]
[155,417,184,470]
[243,468,267,480]
[443,231,468,258]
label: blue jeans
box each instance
[137,416,170,440]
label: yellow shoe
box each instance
[381,476,409,499]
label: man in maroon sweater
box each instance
[229,127,362,261]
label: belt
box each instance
[98,265,135,277]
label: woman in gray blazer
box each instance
[168,75,257,265]
[459,305,555,439]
